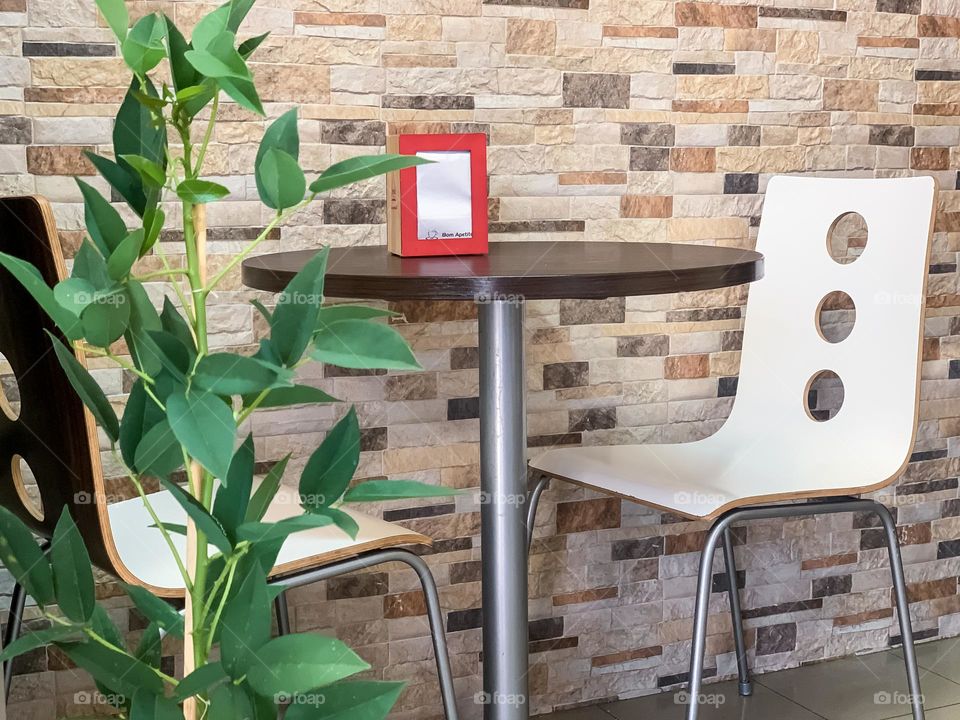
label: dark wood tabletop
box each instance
[241,241,763,301]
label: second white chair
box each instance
[529,176,938,720]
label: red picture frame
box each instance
[387,133,488,257]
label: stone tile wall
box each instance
[1,0,960,717]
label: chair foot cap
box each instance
[739,681,753,697]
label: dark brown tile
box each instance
[321,120,386,145]
[560,297,625,325]
[556,497,621,533]
[383,590,427,618]
[618,334,669,357]
[562,73,630,108]
[543,361,589,389]
[385,373,437,401]
[327,572,389,599]
[756,623,797,655]
[569,407,616,432]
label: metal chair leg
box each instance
[526,474,550,551]
[873,502,925,720]
[274,591,291,636]
[269,548,459,720]
[687,520,729,720]
[721,527,752,697]
[3,581,25,699]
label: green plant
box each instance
[0,0,453,717]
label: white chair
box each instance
[529,176,938,720]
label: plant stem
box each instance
[133,268,191,282]
[194,94,218,175]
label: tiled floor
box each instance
[542,637,960,720]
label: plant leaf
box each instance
[185,31,249,79]
[133,417,183,479]
[343,480,459,503]
[113,78,166,216]
[176,178,230,204]
[166,389,236,482]
[190,2,230,51]
[270,247,327,367]
[218,75,264,115]
[80,290,131,347]
[124,583,184,638]
[85,152,146,217]
[51,507,96,623]
[256,147,305,210]
[245,634,369,697]
[255,109,299,201]
[53,277,97,317]
[227,0,256,32]
[72,239,111,290]
[208,681,256,720]
[309,154,430,194]
[285,680,404,720]
[238,31,269,59]
[212,434,255,539]
[141,206,165,257]
[220,564,271,678]
[121,13,167,75]
[119,154,165,186]
[193,352,292,396]
[0,506,54,606]
[130,689,182,720]
[107,229,144,280]
[241,384,338,409]
[134,621,162,669]
[160,297,196,355]
[60,640,164,697]
[299,407,359,510]
[0,625,82,663]
[46,330,120,441]
[76,179,127,255]
[235,514,334,544]
[244,455,289,523]
[164,14,196,93]
[309,506,359,540]
[159,477,232,554]
[95,0,128,41]
[0,252,83,341]
[174,662,228,701]
[316,304,397,331]
[312,319,420,371]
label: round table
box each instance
[242,241,764,720]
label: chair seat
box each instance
[529,431,892,520]
[107,482,430,597]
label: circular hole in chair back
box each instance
[827,212,868,265]
[816,291,856,344]
[11,455,44,521]
[804,370,844,422]
[0,351,21,421]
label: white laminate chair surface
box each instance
[531,176,938,519]
[107,482,430,596]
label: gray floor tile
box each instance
[600,681,823,720]
[758,650,960,720]
[901,637,960,685]
[890,705,960,719]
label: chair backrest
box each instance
[715,176,937,496]
[0,196,141,588]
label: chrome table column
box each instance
[478,299,528,720]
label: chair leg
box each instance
[873,502,925,720]
[721,527,752,697]
[274,591,291,636]
[3,581,26,699]
[391,551,459,720]
[526,474,550,552]
[686,520,729,720]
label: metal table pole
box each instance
[478,299,529,720]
